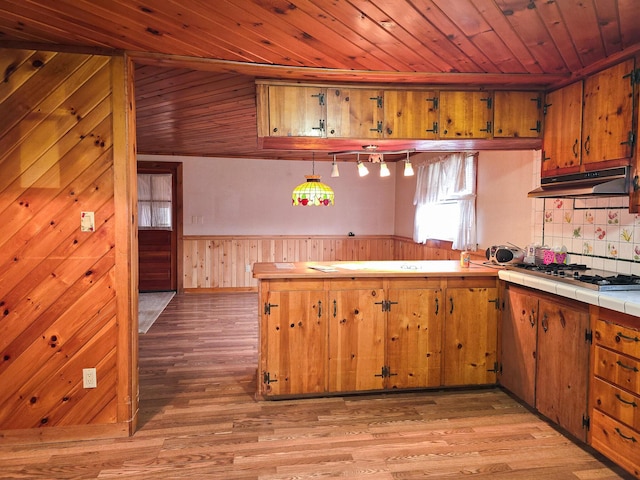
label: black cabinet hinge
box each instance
[543,103,552,115]
[623,68,640,86]
[585,329,593,344]
[488,298,500,310]
[530,120,542,133]
[487,361,499,373]
[374,365,398,378]
[370,95,383,108]
[582,414,590,430]
[264,302,278,315]
[425,96,439,110]
[263,371,278,384]
[531,96,542,109]
[374,300,399,312]
[620,131,635,148]
[311,92,325,106]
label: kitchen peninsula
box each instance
[253,260,500,398]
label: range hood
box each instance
[528,166,629,199]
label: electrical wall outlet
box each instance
[245,264,251,273]
[82,368,97,388]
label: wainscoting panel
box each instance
[183,236,455,291]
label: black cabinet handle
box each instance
[617,331,640,343]
[616,360,639,372]
[614,427,637,443]
[615,393,638,407]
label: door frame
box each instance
[137,160,184,293]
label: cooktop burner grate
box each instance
[506,264,640,291]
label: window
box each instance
[138,173,173,229]
[413,152,477,250]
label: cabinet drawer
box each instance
[593,377,640,431]
[590,409,640,478]
[594,346,640,395]
[595,319,640,359]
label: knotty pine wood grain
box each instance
[183,236,457,291]
[0,48,137,436]
[0,293,631,479]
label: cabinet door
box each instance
[386,287,443,389]
[383,90,439,139]
[500,286,538,406]
[443,286,499,385]
[493,91,542,138]
[439,91,493,139]
[582,59,635,166]
[263,289,327,396]
[268,85,326,137]
[326,88,384,138]
[328,288,386,392]
[541,81,583,176]
[536,298,589,441]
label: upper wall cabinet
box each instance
[256,81,543,144]
[262,85,327,137]
[493,91,543,138]
[326,87,384,139]
[542,59,635,177]
[581,59,635,167]
[541,81,584,174]
[383,90,439,139]
[439,91,493,139]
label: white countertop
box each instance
[498,269,640,317]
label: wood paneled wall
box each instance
[0,48,136,440]
[183,236,457,291]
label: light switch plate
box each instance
[81,211,95,232]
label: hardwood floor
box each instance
[0,293,633,479]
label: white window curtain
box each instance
[137,173,173,229]
[413,152,477,250]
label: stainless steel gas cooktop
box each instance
[505,263,640,291]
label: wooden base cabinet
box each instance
[499,284,590,442]
[259,274,499,398]
[260,280,328,396]
[386,279,443,389]
[500,284,538,406]
[328,279,386,392]
[443,280,499,386]
[536,296,590,442]
[590,310,640,478]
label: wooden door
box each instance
[500,285,538,406]
[541,81,583,176]
[443,284,499,386]
[493,91,542,138]
[386,284,442,389]
[262,289,327,396]
[267,85,327,137]
[326,87,384,138]
[328,283,386,392]
[383,90,439,139]
[439,91,493,139]
[137,162,181,292]
[582,59,635,167]
[536,298,590,441]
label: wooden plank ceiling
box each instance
[1,0,639,161]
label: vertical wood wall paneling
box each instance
[0,48,132,440]
[182,236,452,291]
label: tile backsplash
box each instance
[534,195,640,275]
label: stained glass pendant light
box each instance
[292,154,335,206]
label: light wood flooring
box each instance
[0,293,634,479]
